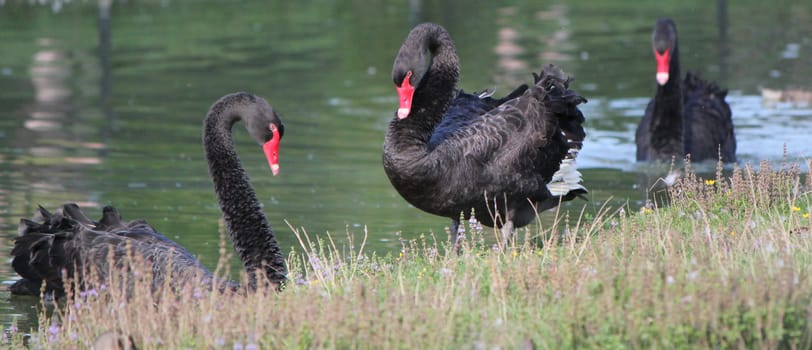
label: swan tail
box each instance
[533,64,589,206]
[540,149,588,212]
[535,65,588,145]
[546,150,588,198]
[11,204,215,297]
[10,204,85,296]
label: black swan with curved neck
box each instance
[10,92,288,297]
[384,23,588,247]
[636,18,736,162]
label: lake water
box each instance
[1,0,811,329]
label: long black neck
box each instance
[650,43,684,159]
[386,25,459,155]
[203,100,287,289]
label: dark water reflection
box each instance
[1,0,811,328]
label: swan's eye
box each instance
[268,121,285,139]
[269,123,280,141]
[398,70,413,87]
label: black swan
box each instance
[636,18,736,162]
[383,23,588,247]
[9,92,288,297]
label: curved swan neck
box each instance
[389,24,460,150]
[650,43,684,158]
[203,95,287,289]
[413,25,460,123]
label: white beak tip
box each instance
[656,72,670,85]
[397,108,410,119]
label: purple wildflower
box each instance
[48,323,60,335]
[46,322,60,343]
[295,273,308,286]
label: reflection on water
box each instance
[579,94,812,171]
[0,0,811,330]
[28,39,105,169]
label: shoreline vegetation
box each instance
[4,158,812,349]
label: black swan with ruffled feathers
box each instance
[383,23,588,248]
[10,92,288,297]
[636,18,736,162]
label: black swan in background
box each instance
[383,23,588,247]
[636,18,736,162]
[10,92,288,297]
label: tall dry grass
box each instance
[4,160,811,349]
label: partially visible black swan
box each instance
[636,18,736,162]
[10,92,288,297]
[383,23,588,247]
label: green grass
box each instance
[5,159,812,349]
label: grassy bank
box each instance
[5,159,812,349]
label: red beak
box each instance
[262,125,280,176]
[396,70,415,119]
[654,48,670,85]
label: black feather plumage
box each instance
[636,18,736,163]
[384,23,588,247]
[9,92,288,297]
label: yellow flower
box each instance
[640,207,653,214]
[730,230,736,237]
[804,213,810,219]
[792,206,801,212]
[704,179,716,186]
[512,251,518,257]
